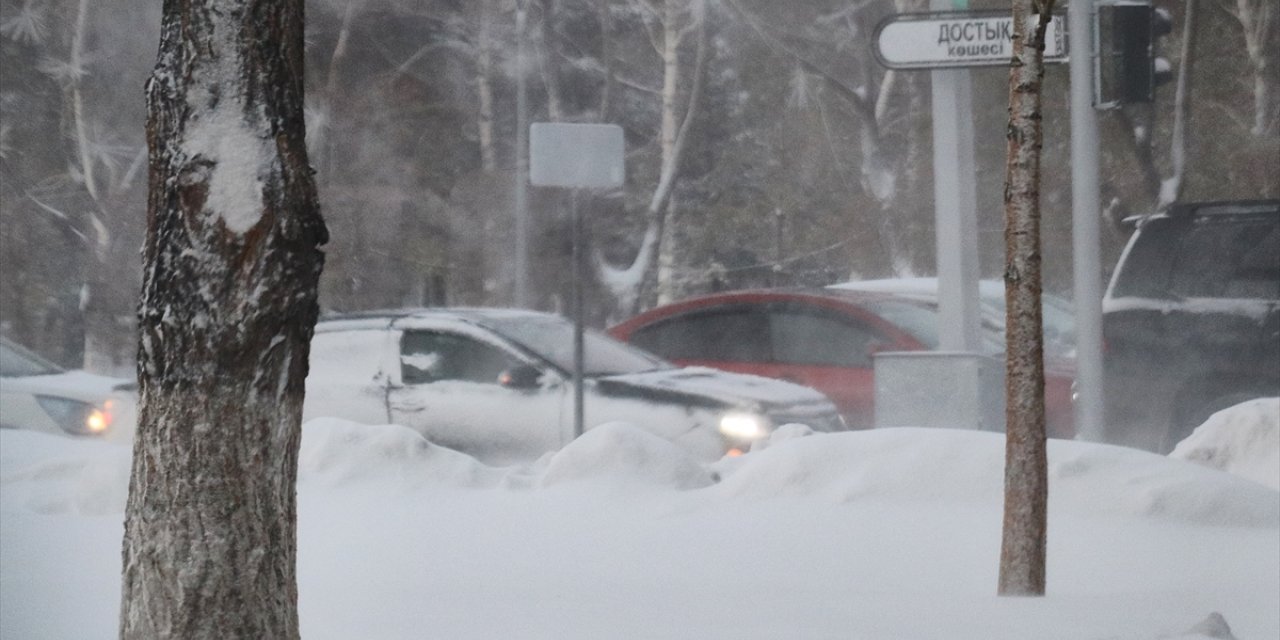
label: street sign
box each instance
[874,11,1069,70]
[529,123,625,189]
[527,122,626,441]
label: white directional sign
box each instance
[874,11,1068,70]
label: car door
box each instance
[388,329,566,463]
[763,302,884,429]
[305,328,398,425]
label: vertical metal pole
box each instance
[514,0,531,308]
[930,0,982,353]
[1070,0,1105,441]
[571,190,585,439]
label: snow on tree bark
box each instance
[119,1,326,638]
[997,0,1053,598]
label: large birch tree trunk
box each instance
[119,1,326,637]
[997,0,1054,598]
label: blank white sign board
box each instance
[529,123,624,189]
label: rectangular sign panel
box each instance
[874,11,1068,70]
[529,123,625,189]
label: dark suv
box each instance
[1103,200,1279,452]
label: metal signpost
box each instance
[1070,0,1105,441]
[873,5,1109,442]
[871,7,1070,433]
[928,0,982,356]
[529,123,625,440]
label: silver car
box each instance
[0,337,137,440]
[304,308,844,463]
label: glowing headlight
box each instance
[85,408,111,433]
[718,412,767,441]
[35,395,112,436]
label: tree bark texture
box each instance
[120,1,326,638]
[998,0,1053,598]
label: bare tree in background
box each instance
[1159,0,1199,206]
[119,0,326,637]
[998,0,1056,598]
[595,0,708,315]
[1234,0,1277,136]
[723,0,931,278]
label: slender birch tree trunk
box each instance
[654,0,682,304]
[1161,0,1198,206]
[119,0,326,637]
[998,0,1054,598]
[537,0,564,122]
[477,0,497,171]
[1236,0,1276,136]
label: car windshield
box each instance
[483,315,672,376]
[0,340,62,377]
[836,279,1077,356]
[860,299,1005,355]
[979,290,1076,355]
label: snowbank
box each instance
[712,427,1278,527]
[540,422,716,490]
[3,422,1277,639]
[299,417,507,490]
[1170,398,1280,491]
[0,430,131,516]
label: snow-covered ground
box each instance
[2,402,1278,640]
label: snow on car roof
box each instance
[316,307,553,332]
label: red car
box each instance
[608,288,1075,438]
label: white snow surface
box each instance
[1171,398,1280,491]
[3,418,1278,639]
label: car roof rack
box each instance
[1166,199,1280,219]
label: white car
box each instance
[305,308,845,463]
[0,337,137,440]
[829,277,1077,358]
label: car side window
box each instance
[629,306,770,362]
[768,306,878,368]
[400,331,517,385]
[1169,219,1279,300]
[1110,221,1179,298]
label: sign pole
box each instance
[514,0,531,308]
[528,123,624,441]
[571,190,586,438]
[1070,0,1105,441]
[931,0,982,354]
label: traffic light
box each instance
[1095,1,1174,107]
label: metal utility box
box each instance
[873,351,1004,432]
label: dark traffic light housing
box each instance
[1095,1,1174,108]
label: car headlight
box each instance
[718,412,768,442]
[35,395,112,436]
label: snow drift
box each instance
[3,416,1278,640]
[1170,397,1280,491]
